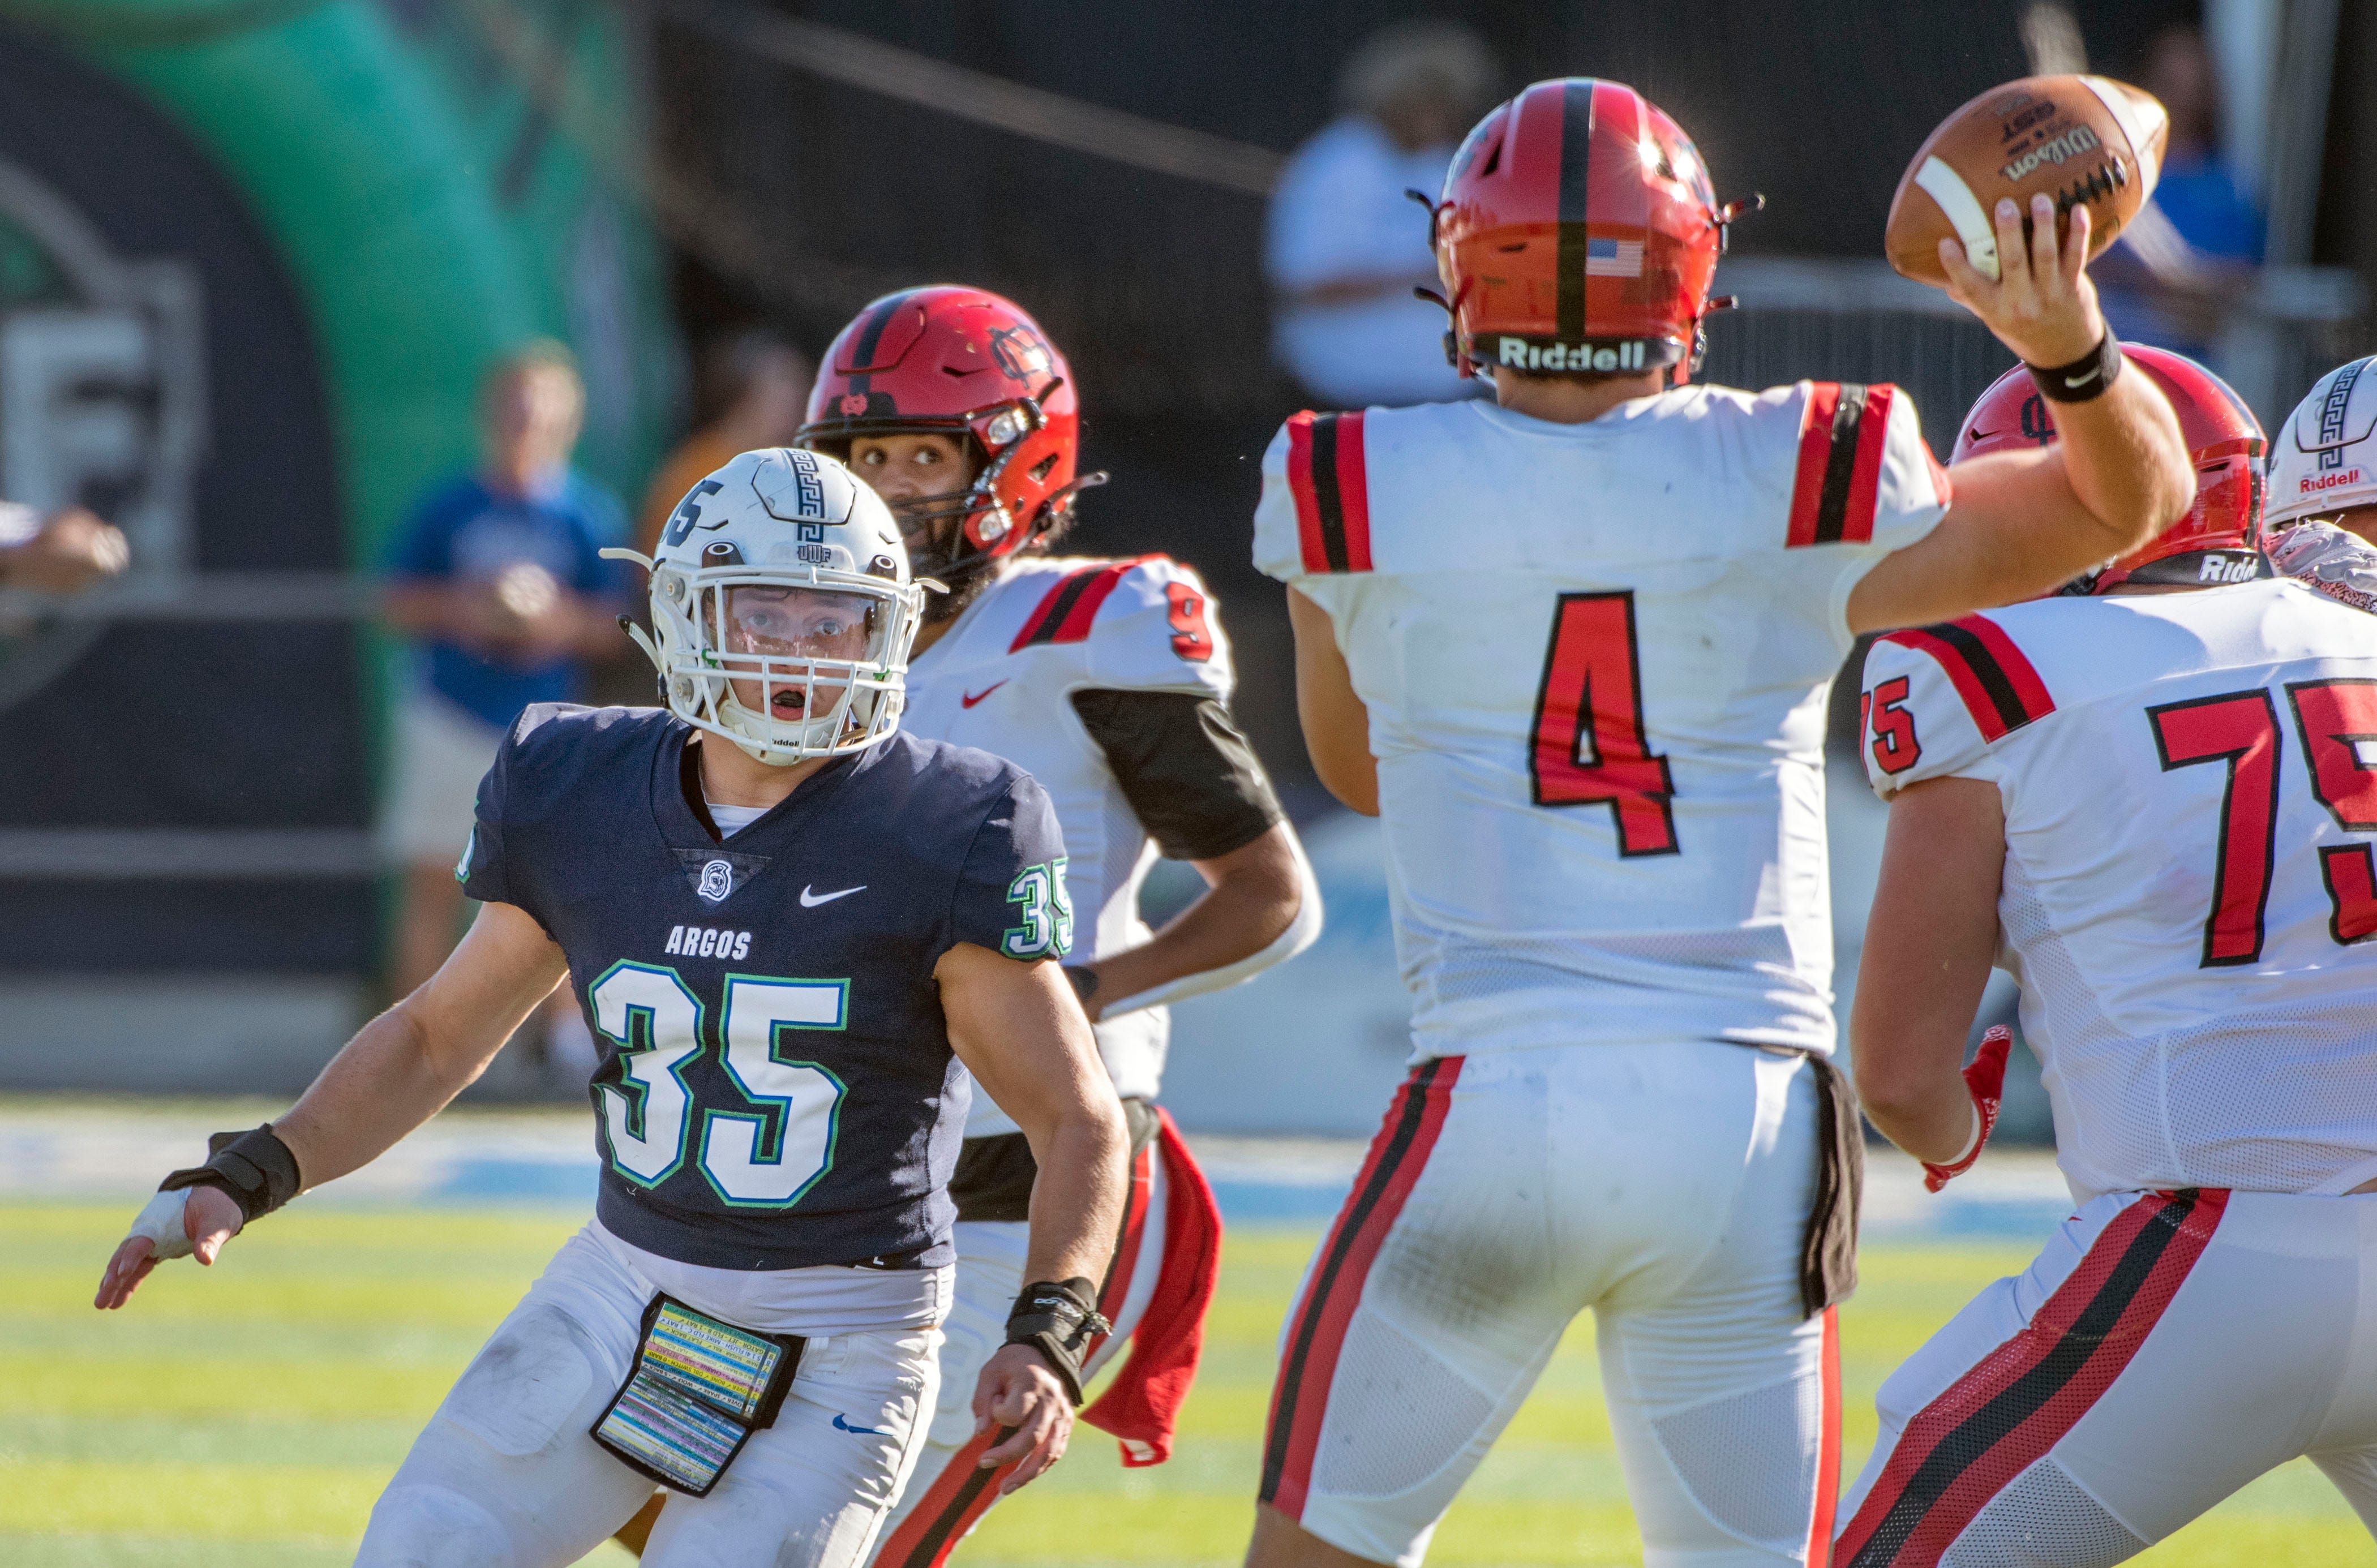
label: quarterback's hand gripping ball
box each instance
[1923,1024,2013,1193]
[1886,74,2168,287]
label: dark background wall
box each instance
[646,0,2277,802]
[0,29,366,975]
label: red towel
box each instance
[1080,1107,1222,1467]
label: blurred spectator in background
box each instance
[634,328,812,556]
[2097,24,2263,356]
[1266,21,1500,409]
[0,504,128,594]
[380,340,628,1017]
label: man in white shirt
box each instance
[1265,22,1499,409]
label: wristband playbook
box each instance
[159,1124,303,1225]
[1004,1275,1109,1404]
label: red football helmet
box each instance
[796,286,1089,586]
[1952,346,2268,593]
[1426,78,1747,382]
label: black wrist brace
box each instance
[2027,332,2123,403]
[1005,1276,1110,1405]
[159,1124,303,1226]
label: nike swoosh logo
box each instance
[833,1412,890,1435]
[962,681,1007,708]
[800,884,867,908]
[2064,367,2103,389]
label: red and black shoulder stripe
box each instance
[1882,613,2055,742]
[1009,557,1149,653]
[1285,411,1374,574]
[1787,383,1899,548]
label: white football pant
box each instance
[1261,1041,1839,1567]
[353,1224,937,1568]
[1837,1187,2377,1566]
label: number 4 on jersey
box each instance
[1529,592,1680,856]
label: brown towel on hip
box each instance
[1799,1050,1865,1318]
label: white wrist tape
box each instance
[125,1189,196,1261]
[1945,1103,1985,1169]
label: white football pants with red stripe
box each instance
[868,1134,1168,1567]
[1836,1187,2377,1566]
[1260,1042,1840,1567]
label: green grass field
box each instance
[2,1204,2364,1566]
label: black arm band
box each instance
[1004,1275,1110,1405]
[2027,332,2123,403]
[158,1124,303,1226]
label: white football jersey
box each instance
[901,552,1234,1133]
[1255,385,1950,1060]
[1859,579,2377,1201]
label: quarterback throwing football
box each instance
[94,449,1130,1568]
[1842,353,2377,1566]
[1247,78,2194,1568]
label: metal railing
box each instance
[1706,256,2369,433]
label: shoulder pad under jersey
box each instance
[495,704,672,824]
[1001,553,1233,699]
[1859,612,2057,798]
[1774,381,1952,555]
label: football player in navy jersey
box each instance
[93,448,1130,1568]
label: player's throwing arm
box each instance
[1844,192,2195,634]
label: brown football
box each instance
[1885,75,2168,287]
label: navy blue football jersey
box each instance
[459,705,1073,1271]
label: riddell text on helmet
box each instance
[2299,467,2365,495]
[1499,338,1651,373]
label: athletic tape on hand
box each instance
[124,1189,195,1261]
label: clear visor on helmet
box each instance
[702,582,883,731]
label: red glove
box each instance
[1923,1024,2011,1193]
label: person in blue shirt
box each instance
[381,340,630,1004]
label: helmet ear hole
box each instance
[1028,453,1058,482]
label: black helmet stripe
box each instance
[843,291,912,400]
[1555,79,1598,343]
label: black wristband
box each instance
[158,1124,303,1226]
[1063,965,1100,1007]
[2027,332,2123,403]
[1005,1275,1110,1405]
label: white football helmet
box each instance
[604,448,929,764]
[2268,356,2377,529]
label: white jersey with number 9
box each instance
[1254,386,1950,1062]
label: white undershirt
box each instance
[705,797,769,837]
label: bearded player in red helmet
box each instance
[1244,78,2194,1568]
[806,286,1318,1564]
[1839,353,2377,1565]
[608,291,1318,1561]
